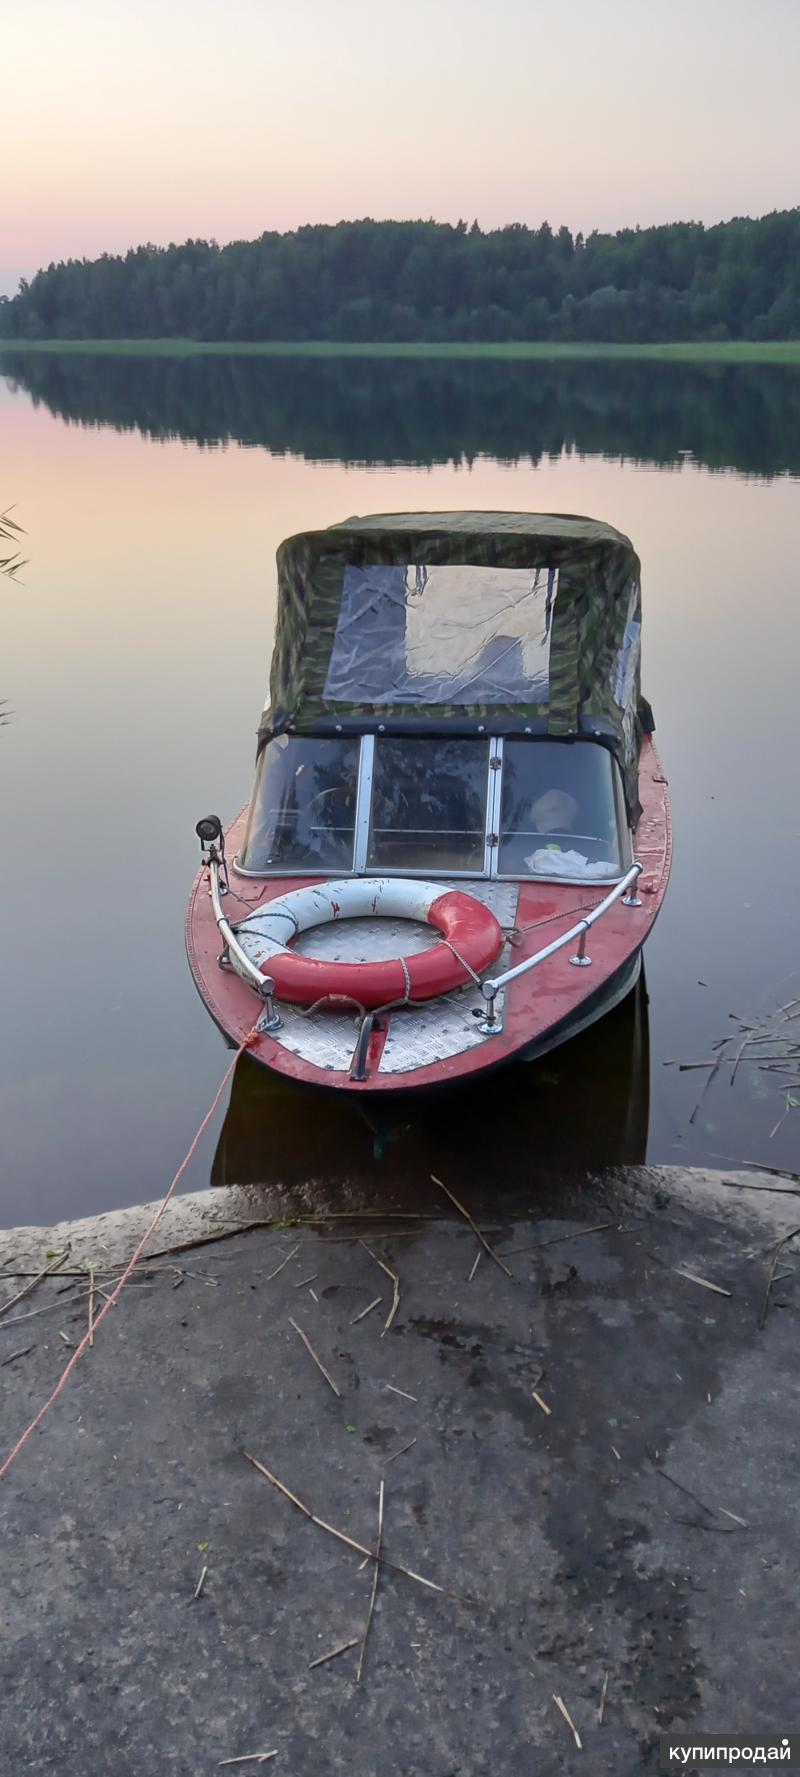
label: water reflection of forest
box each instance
[3,350,800,479]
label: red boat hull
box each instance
[186,737,671,1094]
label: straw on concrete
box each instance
[0,1247,71,1321]
[759,1223,800,1330]
[266,1246,300,1282]
[350,1297,382,1325]
[671,1268,732,1297]
[243,1454,447,1595]
[359,1243,401,1334]
[356,1480,384,1684]
[0,1345,35,1367]
[218,1755,277,1768]
[553,1694,582,1749]
[309,1637,360,1670]
[430,1175,512,1278]
[384,1438,417,1468]
[288,1318,341,1398]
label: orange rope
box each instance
[0,1026,258,1483]
[509,896,604,943]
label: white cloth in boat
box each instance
[525,847,619,878]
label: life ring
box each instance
[232,877,504,1011]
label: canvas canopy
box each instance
[261,512,648,813]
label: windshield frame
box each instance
[233,733,631,883]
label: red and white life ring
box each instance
[232,877,504,1011]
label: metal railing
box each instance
[197,812,641,1045]
[207,851,283,1031]
[478,861,643,1032]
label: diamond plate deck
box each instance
[251,880,518,1076]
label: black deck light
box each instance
[196,815,223,847]
[195,815,229,891]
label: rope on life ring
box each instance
[230,877,504,1012]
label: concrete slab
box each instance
[0,1166,798,1774]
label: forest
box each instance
[1,210,799,343]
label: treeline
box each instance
[3,349,799,479]
[2,212,800,343]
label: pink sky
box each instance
[4,0,798,294]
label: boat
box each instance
[186,511,671,1097]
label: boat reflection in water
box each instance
[210,976,649,1220]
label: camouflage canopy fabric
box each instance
[261,511,646,813]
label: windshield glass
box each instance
[239,736,360,872]
[368,737,490,873]
[497,740,624,879]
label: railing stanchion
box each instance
[478,984,503,1036]
[569,923,592,967]
[622,862,643,907]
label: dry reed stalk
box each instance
[553,1694,582,1749]
[359,1243,401,1334]
[356,1481,384,1684]
[1,1344,35,1367]
[288,1318,341,1398]
[759,1224,800,1330]
[0,1290,88,1329]
[309,1638,360,1669]
[218,1754,277,1768]
[672,1268,731,1297]
[243,1454,447,1595]
[384,1438,417,1468]
[0,1247,71,1321]
[430,1175,512,1278]
[266,1246,300,1281]
[350,1297,382,1325]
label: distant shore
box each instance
[2,337,800,364]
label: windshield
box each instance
[239,735,359,872]
[238,733,626,880]
[497,740,624,879]
[367,737,489,873]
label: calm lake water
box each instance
[1,350,799,1228]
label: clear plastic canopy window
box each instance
[322,564,559,706]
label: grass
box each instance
[1,337,800,365]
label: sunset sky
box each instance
[4,0,798,294]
